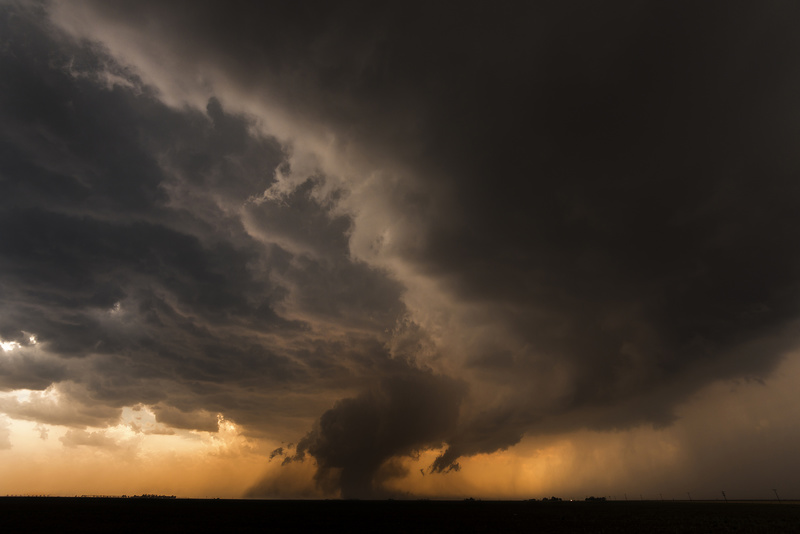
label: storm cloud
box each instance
[1,0,800,498]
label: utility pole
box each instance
[687,492,692,502]
[721,491,727,503]
[773,489,781,503]
[659,493,663,502]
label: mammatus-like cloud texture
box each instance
[0,1,799,498]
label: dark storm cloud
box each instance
[0,2,409,441]
[410,1,800,465]
[19,0,800,496]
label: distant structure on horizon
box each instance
[79,494,177,499]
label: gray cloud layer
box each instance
[2,0,800,497]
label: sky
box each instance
[0,0,799,500]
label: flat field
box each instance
[2,497,798,533]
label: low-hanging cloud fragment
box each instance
[59,428,122,450]
[150,405,220,434]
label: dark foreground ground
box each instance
[2,498,798,533]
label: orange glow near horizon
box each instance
[0,408,271,498]
[1,350,798,500]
